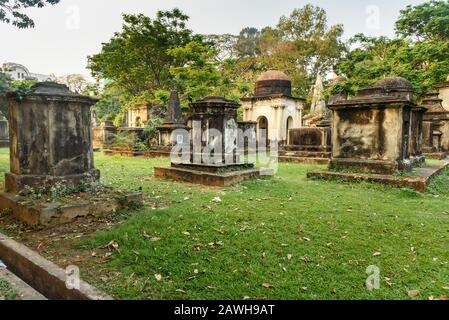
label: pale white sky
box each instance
[0,0,427,78]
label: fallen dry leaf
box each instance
[408,290,420,298]
[262,283,274,289]
[103,240,120,251]
[211,196,222,203]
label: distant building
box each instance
[1,62,56,82]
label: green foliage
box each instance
[169,41,222,102]
[336,33,449,98]
[88,9,198,97]
[93,95,121,123]
[235,27,261,59]
[9,79,37,102]
[0,278,17,300]
[396,0,449,40]
[0,0,61,28]
[20,177,107,202]
[110,131,148,152]
[214,4,345,100]
[144,117,164,145]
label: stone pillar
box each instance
[5,82,100,193]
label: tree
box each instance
[57,74,90,94]
[204,34,238,62]
[0,0,61,28]
[276,5,345,80]
[235,27,261,58]
[255,5,345,99]
[169,41,221,102]
[396,0,449,41]
[335,34,449,98]
[88,9,200,97]
[91,83,122,123]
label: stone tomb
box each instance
[328,77,425,174]
[241,70,305,146]
[5,82,100,193]
[421,90,449,159]
[277,75,347,165]
[435,75,449,111]
[92,120,117,149]
[0,82,142,226]
[147,91,189,158]
[155,96,273,187]
[307,77,449,192]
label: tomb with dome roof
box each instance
[241,70,305,146]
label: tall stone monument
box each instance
[157,91,189,147]
[5,82,99,193]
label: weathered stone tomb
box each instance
[155,96,272,186]
[421,90,449,158]
[5,82,99,193]
[328,77,425,174]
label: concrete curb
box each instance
[0,232,113,300]
[0,267,47,300]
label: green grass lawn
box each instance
[1,148,449,300]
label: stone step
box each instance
[278,151,331,158]
[277,156,330,165]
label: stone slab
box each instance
[145,150,171,158]
[307,161,449,192]
[104,149,144,157]
[277,156,330,165]
[154,166,273,187]
[5,170,100,194]
[0,232,112,300]
[0,192,143,227]
[0,266,47,300]
[423,152,447,160]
